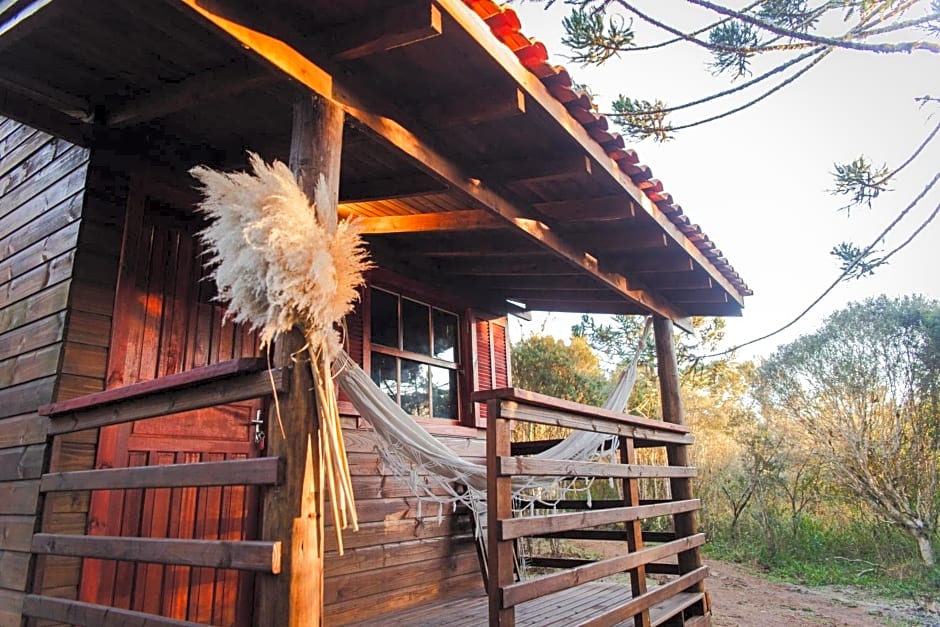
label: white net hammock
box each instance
[332,318,652,525]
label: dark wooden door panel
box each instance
[80,183,261,626]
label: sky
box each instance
[507,1,940,360]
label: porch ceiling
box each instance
[0,0,750,321]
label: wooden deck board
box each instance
[350,581,703,626]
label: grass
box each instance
[702,515,940,600]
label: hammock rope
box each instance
[332,318,653,524]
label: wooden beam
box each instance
[23,595,201,626]
[107,63,277,127]
[329,1,442,61]
[499,500,701,541]
[0,86,92,146]
[501,535,705,608]
[654,316,705,595]
[422,87,526,129]
[31,534,281,573]
[40,457,283,492]
[176,0,694,331]
[356,210,503,234]
[0,70,90,119]
[45,368,287,435]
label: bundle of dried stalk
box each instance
[191,153,371,555]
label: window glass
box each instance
[431,366,458,419]
[370,352,398,403]
[401,298,430,355]
[433,309,458,361]
[370,289,399,348]
[400,359,430,417]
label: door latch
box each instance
[249,410,266,450]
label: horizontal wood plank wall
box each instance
[31,145,128,612]
[323,423,485,625]
[324,305,488,625]
[0,116,90,626]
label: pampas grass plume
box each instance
[191,153,371,357]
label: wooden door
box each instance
[80,183,262,626]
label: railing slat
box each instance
[498,456,696,480]
[502,534,706,607]
[23,594,203,626]
[472,387,689,433]
[40,457,283,492]
[31,534,281,573]
[581,566,710,627]
[39,357,267,416]
[500,499,700,541]
[498,401,692,444]
[46,367,288,435]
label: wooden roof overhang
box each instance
[0,0,751,329]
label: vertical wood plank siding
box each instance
[0,115,90,623]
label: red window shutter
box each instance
[492,321,509,389]
[473,317,510,426]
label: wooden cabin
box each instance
[0,1,750,625]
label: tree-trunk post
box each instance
[653,315,705,593]
[256,92,344,627]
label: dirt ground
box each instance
[706,559,939,626]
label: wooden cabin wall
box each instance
[32,145,128,608]
[0,115,92,624]
[321,305,511,624]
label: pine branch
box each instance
[687,0,940,53]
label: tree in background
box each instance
[758,295,940,566]
[510,334,610,440]
[545,0,938,284]
[572,315,728,415]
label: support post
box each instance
[620,436,651,627]
[256,92,344,627]
[487,399,515,627]
[653,316,704,593]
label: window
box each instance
[369,287,460,420]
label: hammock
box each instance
[332,318,652,520]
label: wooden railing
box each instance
[22,358,289,627]
[476,387,710,627]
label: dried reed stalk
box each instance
[191,153,370,557]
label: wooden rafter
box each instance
[175,0,694,330]
[329,1,442,61]
[355,210,503,234]
[107,63,277,127]
[439,0,745,309]
[535,194,637,223]
[422,86,526,129]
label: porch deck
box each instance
[354,582,706,626]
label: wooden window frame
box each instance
[358,269,480,434]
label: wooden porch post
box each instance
[256,92,344,627]
[653,316,705,593]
